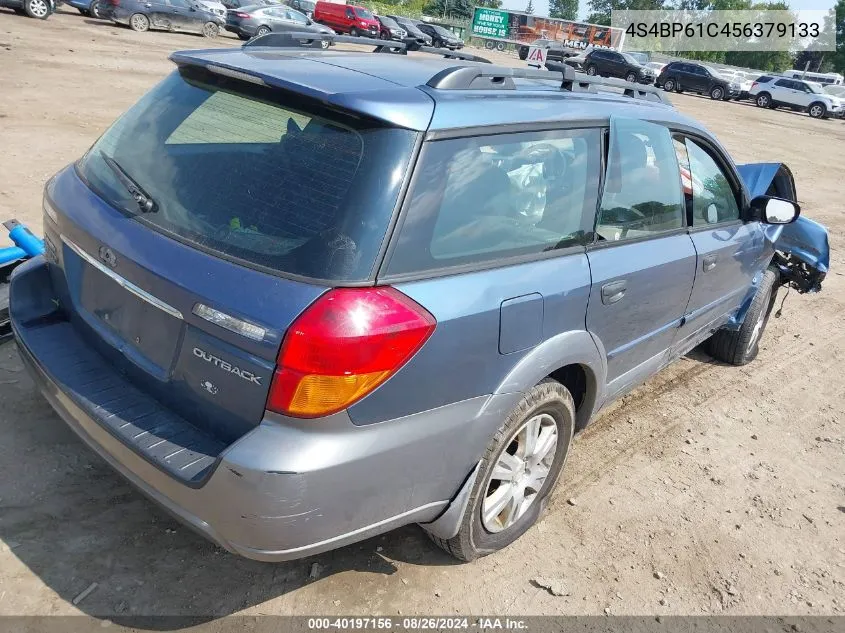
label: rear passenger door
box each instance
[671,134,762,350]
[585,117,696,396]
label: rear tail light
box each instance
[108,0,118,6]
[266,287,436,418]
[234,11,249,17]
[751,81,758,89]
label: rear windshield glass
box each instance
[77,68,416,282]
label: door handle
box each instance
[702,254,718,272]
[601,280,627,305]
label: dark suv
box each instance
[656,61,739,100]
[583,49,655,84]
[10,47,827,563]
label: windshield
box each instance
[824,85,845,96]
[77,68,416,282]
[805,82,823,94]
[354,7,373,18]
[433,25,454,37]
[620,52,640,65]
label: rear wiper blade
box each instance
[100,152,157,213]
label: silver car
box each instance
[224,3,333,41]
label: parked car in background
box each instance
[749,76,843,119]
[312,1,378,37]
[222,0,276,8]
[717,69,753,100]
[0,0,55,18]
[416,22,463,49]
[657,61,739,100]
[518,38,554,60]
[12,47,825,565]
[385,14,431,47]
[823,84,845,100]
[110,0,224,36]
[374,14,405,41]
[225,4,331,41]
[194,0,226,18]
[65,0,105,18]
[644,61,665,75]
[284,0,312,16]
[583,49,656,84]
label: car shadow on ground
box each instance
[0,347,460,626]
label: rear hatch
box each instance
[45,64,416,446]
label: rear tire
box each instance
[708,268,778,366]
[663,78,675,92]
[255,25,270,36]
[756,92,772,108]
[89,0,101,17]
[426,379,575,562]
[129,12,149,31]
[202,21,218,37]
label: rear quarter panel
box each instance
[348,253,595,426]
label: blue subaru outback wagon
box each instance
[10,40,829,561]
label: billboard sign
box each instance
[470,7,624,49]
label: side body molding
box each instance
[493,329,608,429]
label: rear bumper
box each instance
[11,258,504,561]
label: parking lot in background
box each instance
[1,8,843,617]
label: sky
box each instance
[499,0,836,21]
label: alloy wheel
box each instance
[28,0,49,17]
[481,413,558,533]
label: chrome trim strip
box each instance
[61,236,184,320]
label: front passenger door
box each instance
[586,117,697,398]
[671,135,764,352]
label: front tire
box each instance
[89,0,101,17]
[708,268,778,366]
[24,0,50,18]
[427,379,575,561]
[625,71,637,83]
[808,102,827,119]
[349,27,358,36]
[129,12,149,31]
[710,85,724,100]
[585,64,598,76]
[663,78,676,92]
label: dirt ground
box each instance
[1,8,844,619]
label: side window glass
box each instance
[684,138,740,225]
[774,79,791,88]
[385,129,602,275]
[596,117,684,242]
[345,7,354,17]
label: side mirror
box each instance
[748,195,800,225]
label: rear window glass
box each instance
[385,129,601,276]
[77,68,415,282]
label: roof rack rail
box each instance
[242,32,491,63]
[244,31,405,51]
[426,61,671,105]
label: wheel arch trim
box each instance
[493,329,607,429]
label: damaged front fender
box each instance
[737,162,830,293]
